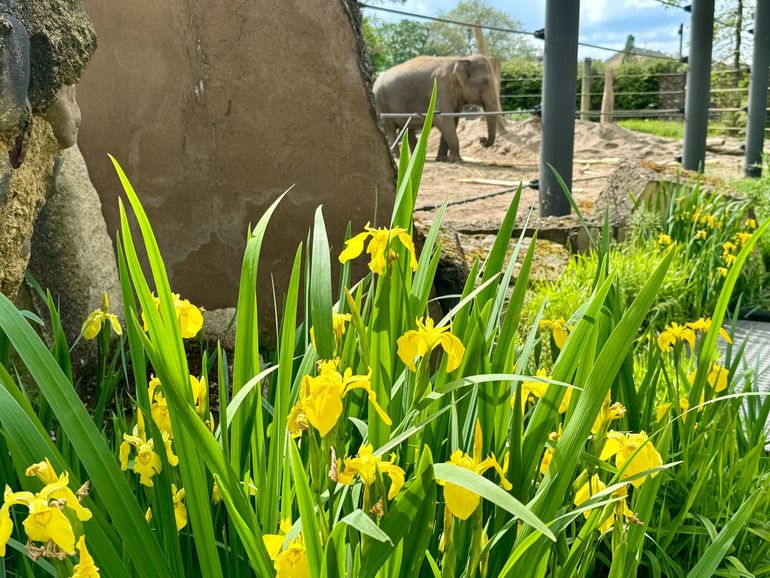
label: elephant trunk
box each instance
[481,91,499,148]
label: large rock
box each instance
[28,145,121,341]
[0,118,57,296]
[76,0,396,339]
[0,0,96,300]
[8,0,96,113]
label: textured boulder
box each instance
[0,0,96,300]
[77,0,396,339]
[0,117,57,296]
[7,0,96,113]
[28,145,121,342]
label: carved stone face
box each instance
[44,85,81,149]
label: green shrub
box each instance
[0,101,768,577]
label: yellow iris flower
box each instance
[24,459,92,523]
[72,536,100,577]
[439,423,512,520]
[688,362,729,392]
[309,312,352,352]
[273,538,309,578]
[600,431,663,488]
[397,317,465,373]
[513,369,548,410]
[338,223,418,275]
[686,317,732,344]
[539,427,562,475]
[539,318,569,349]
[142,293,204,339]
[656,233,673,247]
[0,472,88,555]
[263,518,294,560]
[336,443,405,500]
[657,322,696,352]
[148,374,213,437]
[591,392,626,435]
[656,397,690,421]
[119,411,177,486]
[172,484,187,532]
[289,360,390,438]
[573,474,635,534]
[145,485,188,533]
[82,292,122,340]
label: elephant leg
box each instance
[436,117,461,162]
[436,137,448,161]
[436,118,458,161]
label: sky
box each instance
[372,0,754,62]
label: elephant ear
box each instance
[452,59,473,83]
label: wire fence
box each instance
[360,2,768,135]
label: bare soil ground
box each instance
[413,117,751,231]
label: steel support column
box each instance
[539,0,580,217]
[744,0,770,177]
[682,0,715,171]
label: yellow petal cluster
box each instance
[539,427,562,475]
[310,312,352,352]
[172,484,188,532]
[439,423,512,520]
[657,322,695,352]
[688,362,729,392]
[600,431,663,488]
[573,475,634,534]
[142,293,204,339]
[72,536,100,577]
[656,233,673,247]
[148,374,214,437]
[289,360,390,438]
[336,443,405,500]
[539,318,569,349]
[513,369,548,410]
[119,411,175,487]
[263,520,309,578]
[81,292,122,340]
[397,317,465,373]
[591,392,626,435]
[686,317,732,345]
[338,223,418,275]
[1,462,92,556]
[656,396,690,421]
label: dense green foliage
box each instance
[0,100,769,578]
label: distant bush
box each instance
[500,58,686,115]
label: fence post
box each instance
[539,0,580,217]
[682,0,715,171]
[580,58,592,121]
[600,68,614,125]
[744,0,770,177]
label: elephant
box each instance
[373,55,502,162]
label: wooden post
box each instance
[601,68,614,125]
[580,58,592,121]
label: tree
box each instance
[623,34,636,63]
[429,0,536,61]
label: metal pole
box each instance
[539,0,580,217]
[744,0,770,177]
[580,58,592,121]
[682,0,715,171]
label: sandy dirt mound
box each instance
[428,117,681,164]
[416,117,747,230]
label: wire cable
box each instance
[358,2,682,62]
